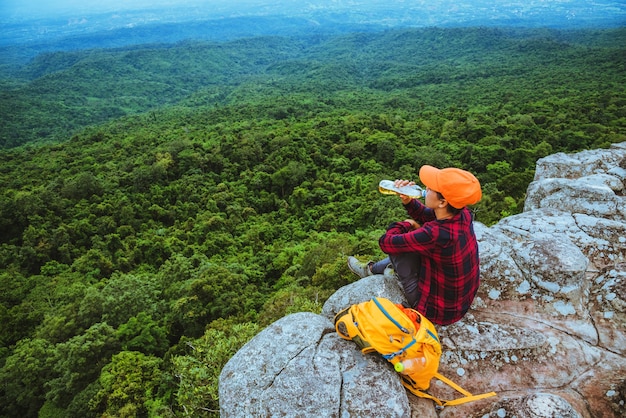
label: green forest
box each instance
[1,26,625,417]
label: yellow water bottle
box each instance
[378,180,426,198]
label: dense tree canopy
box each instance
[0,26,625,417]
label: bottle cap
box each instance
[394,362,405,372]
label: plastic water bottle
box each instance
[394,356,426,375]
[378,180,426,198]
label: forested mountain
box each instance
[2,26,625,149]
[0,26,625,417]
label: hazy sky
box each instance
[2,0,624,25]
[1,0,209,19]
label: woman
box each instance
[347,165,482,325]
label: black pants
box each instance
[371,254,421,307]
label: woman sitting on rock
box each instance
[348,165,482,325]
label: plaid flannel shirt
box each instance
[378,199,480,325]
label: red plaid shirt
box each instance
[378,200,480,325]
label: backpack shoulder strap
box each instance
[372,297,411,334]
[371,297,418,359]
[433,372,497,407]
[401,372,497,409]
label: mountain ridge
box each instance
[2,26,625,149]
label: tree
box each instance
[46,322,121,408]
[257,285,326,326]
[99,273,163,328]
[61,172,103,200]
[271,161,308,197]
[89,351,164,418]
[116,312,169,356]
[171,322,260,417]
[0,271,44,347]
[0,338,56,418]
[167,265,265,338]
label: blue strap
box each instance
[373,297,417,360]
[382,338,417,360]
[372,297,411,334]
[427,328,439,343]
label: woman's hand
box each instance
[393,179,415,188]
[395,179,415,204]
[404,219,420,230]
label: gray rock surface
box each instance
[220,142,626,417]
[219,312,411,417]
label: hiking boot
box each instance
[347,256,372,278]
[383,266,397,279]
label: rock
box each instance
[525,142,626,221]
[533,143,626,181]
[219,142,626,418]
[480,393,583,418]
[524,177,624,219]
[219,312,411,417]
